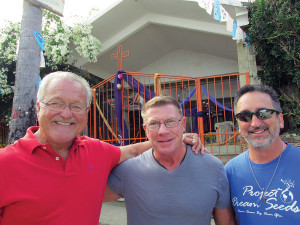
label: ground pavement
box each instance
[99,201,127,225]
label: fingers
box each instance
[182,133,196,145]
[183,133,209,155]
[200,145,210,155]
[190,133,200,154]
[191,139,201,154]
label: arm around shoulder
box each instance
[119,141,152,163]
[118,133,202,163]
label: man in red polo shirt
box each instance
[0,71,202,225]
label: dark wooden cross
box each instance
[111,44,130,70]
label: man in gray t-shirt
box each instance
[104,96,236,225]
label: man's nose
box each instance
[250,114,263,127]
[157,123,169,133]
[60,105,73,117]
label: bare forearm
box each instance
[103,186,122,202]
[130,141,152,156]
[213,206,236,225]
[118,133,203,163]
[119,141,152,163]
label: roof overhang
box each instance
[74,0,248,78]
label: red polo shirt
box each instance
[0,126,120,225]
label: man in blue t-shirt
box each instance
[225,84,300,224]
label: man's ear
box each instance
[36,102,41,118]
[143,125,150,139]
[85,108,90,116]
[182,116,186,132]
[278,113,284,129]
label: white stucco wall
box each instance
[140,49,238,77]
[86,64,111,80]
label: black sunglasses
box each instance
[236,109,280,122]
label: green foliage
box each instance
[204,135,216,144]
[246,0,300,134]
[247,0,300,87]
[280,92,300,133]
[0,11,103,124]
[42,11,101,71]
[0,21,19,123]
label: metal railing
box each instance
[87,71,250,163]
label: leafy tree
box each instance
[246,0,300,133]
[0,11,102,125]
[0,22,19,124]
[42,11,101,71]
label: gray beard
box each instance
[244,121,281,150]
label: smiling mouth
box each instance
[251,130,265,134]
[248,127,269,135]
[56,121,73,126]
[158,138,173,143]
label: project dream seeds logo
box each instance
[280,179,294,204]
[232,179,300,219]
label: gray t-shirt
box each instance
[108,145,230,225]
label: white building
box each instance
[76,0,258,162]
[74,0,258,82]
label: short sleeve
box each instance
[215,162,231,209]
[107,162,127,197]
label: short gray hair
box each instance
[37,71,92,108]
[234,84,282,114]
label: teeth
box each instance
[253,130,264,134]
[56,122,72,125]
[159,140,170,142]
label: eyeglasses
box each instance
[236,109,280,122]
[40,101,88,114]
[144,117,184,131]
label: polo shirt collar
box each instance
[19,126,84,154]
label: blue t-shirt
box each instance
[225,143,300,225]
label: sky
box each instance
[0,0,250,29]
[0,0,119,28]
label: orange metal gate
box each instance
[87,71,250,163]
